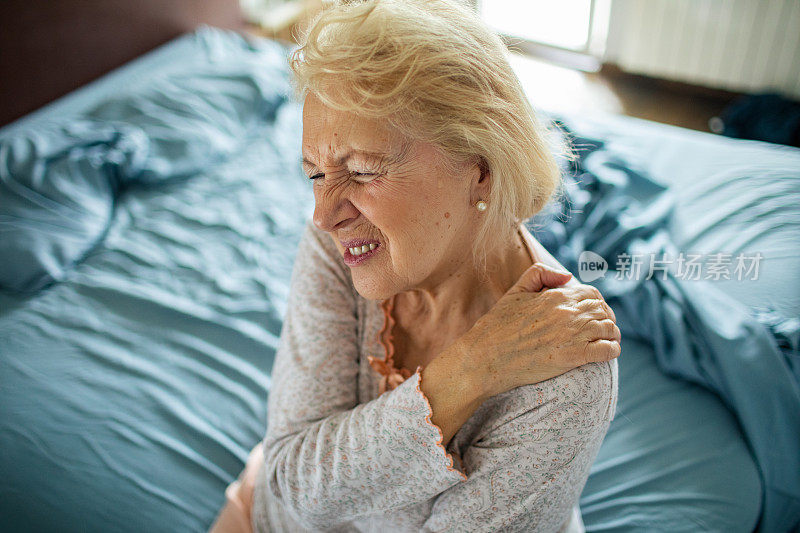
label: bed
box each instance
[1,14,798,533]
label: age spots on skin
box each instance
[444,212,450,219]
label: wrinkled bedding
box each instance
[1,27,798,532]
[529,121,800,531]
[0,28,311,531]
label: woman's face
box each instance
[302,94,484,300]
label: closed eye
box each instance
[308,171,377,181]
[351,172,377,183]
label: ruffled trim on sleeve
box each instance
[411,367,468,482]
[370,296,467,482]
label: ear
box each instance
[469,157,491,205]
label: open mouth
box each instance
[342,240,381,266]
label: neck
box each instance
[397,225,534,326]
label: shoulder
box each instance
[519,224,581,287]
[466,360,618,443]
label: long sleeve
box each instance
[421,360,618,533]
[253,223,467,530]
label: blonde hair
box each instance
[291,0,564,266]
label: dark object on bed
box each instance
[0,0,245,127]
[710,92,800,148]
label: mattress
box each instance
[1,27,798,532]
[0,27,312,531]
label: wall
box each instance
[603,0,800,98]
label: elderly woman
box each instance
[211,0,620,531]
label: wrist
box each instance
[420,341,491,447]
[441,337,496,404]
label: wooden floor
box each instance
[509,53,739,133]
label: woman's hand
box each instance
[455,262,621,399]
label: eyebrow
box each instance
[301,147,407,167]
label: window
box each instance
[479,0,609,57]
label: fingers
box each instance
[585,338,621,363]
[575,297,617,323]
[602,299,616,323]
[584,318,621,342]
[580,319,621,365]
[544,283,601,303]
[545,284,617,321]
[536,263,573,290]
[508,262,572,294]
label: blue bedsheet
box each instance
[1,27,798,532]
[528,123,800,531]
[0,28,312,531]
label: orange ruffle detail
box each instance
[368,295,415,395]
[415,363,468,482]
[368,296,467,481]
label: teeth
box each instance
[348,244,378,256]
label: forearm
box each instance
[421,361,618,532]
[260,371,467,529]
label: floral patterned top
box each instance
[247,221,618,532]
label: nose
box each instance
[312,184,361,233]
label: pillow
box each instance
[84,59,289,184]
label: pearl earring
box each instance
[476,200,487,212]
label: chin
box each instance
[350,273,397,301]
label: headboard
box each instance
[0,0,246,127]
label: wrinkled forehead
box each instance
[301,93,405,163]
